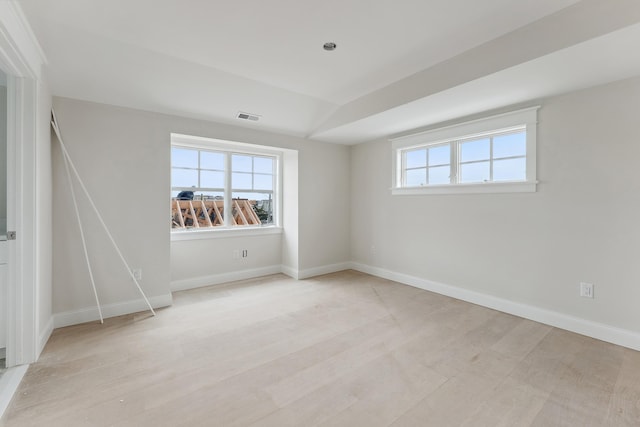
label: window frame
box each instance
[391,107,539,195]
[170,133,283,240]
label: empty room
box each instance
[1,0,640,425]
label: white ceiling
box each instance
[19,0,640,144]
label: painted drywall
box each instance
[170,233,283,288]
[52,97,350,317]
[281,149,299,273]
[52,100,174,315]
[297,142,350,272]
[350,76,640,334]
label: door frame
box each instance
[0,2,43,367]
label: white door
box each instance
[0,252,6,355]
[0,4,42,367]
[0,77,6,354]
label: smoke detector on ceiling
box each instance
[237,111,260,121]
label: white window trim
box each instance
[170,133,283,237]
[391,107,539,195]
[171,226,283,241]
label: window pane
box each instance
[428,145,449,166]
[200,170,224,188]
[232,172,252,189]
[193,191,223,200]
[254,173,273,190]
[493,157,526,181]
[460,138,490,162]
[493,132,526,158]
[254,157,274,174]
[406,168,426,186]
[460,161,490,183]
[232,192,274,225]
[171,147,198,168]
[428,165,450,184]
[200,151,224,170]
[254,198,274,225]
[232,154,252,172]
[405,149,426,169]
[172,168,198,188]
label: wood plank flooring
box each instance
[1,270,639,426]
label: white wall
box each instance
[298,142,351,274]
[52,99,174,320]
[350,76,640,338]
[52,98,350,321]
[171,234,283,290]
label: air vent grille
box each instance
[237,112,260,121]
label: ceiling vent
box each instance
[237,112,260,121]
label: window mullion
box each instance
[223,152,232,227]
[425,148,429,185]
[489,137,494,182]
[402,152,407,187]
[197,150,202,189]
[252,156,257,191]
[451,141,458,184]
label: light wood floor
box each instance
[2,270,639,426]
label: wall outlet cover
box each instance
[580,282,594,298]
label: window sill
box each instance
[171,226,283,241]
[392,180,537,195]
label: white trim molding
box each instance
[295,263,353,280]
[0,364,29,421]
[392,180,538,196]
[0,0,49,368]
[172,263,353,291]
[280,265,299,280]
[38,316,54,356]
[170,265,283,292]
[53,294,173,329]
[350,262,640,352]
[0,2,47,80]
[391,106,539,195]
[171,226,283,241]
[171,262,351,292]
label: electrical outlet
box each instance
[242,249,248,258]
[580,282,594,298]
[132,268,142,281]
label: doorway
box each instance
[0,68,7,369]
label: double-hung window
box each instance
[170,134,280,233]
[392,107,538,195]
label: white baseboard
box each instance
[53,294,173,329]
[280,265,298,280]
[172,262,353,289]
[170,265,283,292]
[350,262,640,352]
[296,262,352,280]
[0,364,29,422]
[37,316,54,358]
